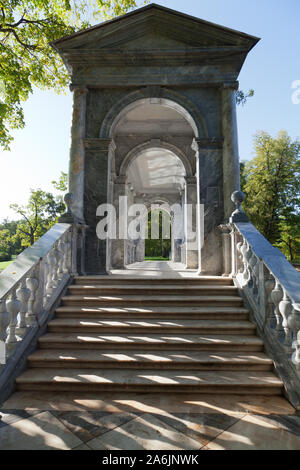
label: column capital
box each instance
[114,175,127,185]
[83,138,113,151]
[221,81,239,91]
[185,176,197,185]
[69,84,89,94]
[192,138,223,151]
[218,224,231,235]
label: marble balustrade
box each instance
[224,218,300,408]
[0,223,78,365]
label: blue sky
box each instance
[0,0,299,220]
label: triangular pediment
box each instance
[52,4,259,53]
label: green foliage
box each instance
[242,130,300,262]
[8,173,67,247]
[0,218,22,255]
[0,250,11,261]
[145,210,171,259]
[0,0,146,149]
[236,89,254,106]
[0,258,13,270]
[240,161,247,191]
[10,188,65,246]
[0,228,12,255]
[51,171,68,193]
[275,213,300,263]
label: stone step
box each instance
[15,369,283,394]
[27,349,273,371]
[67,285,238,296]
[55,305,250,320]
[47,318,256,335]
[73,276,234,286]
[61,295,244,307]
[38,333,264,351]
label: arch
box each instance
[99,87,208,138]
[119,140,193,178]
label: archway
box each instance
[107,96,199,271]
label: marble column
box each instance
[83,138,113,274]
[111,175,127,269]
[69,85,88,223]
[125,184,136,266]
[173,240,182,263]
[192,138,224,275]
[184,176,198,269]
[135,236,145,262]
[222,82,240,220]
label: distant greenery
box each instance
[241,130,300,263]
[0,259,13,271]
[145,210,171,260]
[144,256,169,261]
[0,172,67,262]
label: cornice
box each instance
[193,138,224,149]
[83,138,112,150]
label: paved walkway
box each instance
[110,260,199,277]
[1,392,300,450]
[1,264,300,450]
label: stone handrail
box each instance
[0,223,72,359]
[0,220,87,401]
[223,192,300,408]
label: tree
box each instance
[52,170,68,194]
[0,218,24,260]
[145,210,171,259]
[275,212,300,263]
[10,177,66,246]
[0,228,12,260]
[236,89,254,106]
[242,130,300,261]
[0,0,145,150]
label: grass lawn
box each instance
[0,259,14,271]
[144,257,170,261]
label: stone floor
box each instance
[1,392,300,450]
[110,260,199,277]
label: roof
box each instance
[51,3,260,50]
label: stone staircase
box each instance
[15,276,283,395]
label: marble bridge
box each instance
[1,4,300,450]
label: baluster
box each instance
[45,253,52,299]
[26,274,39,326]
[52,243,60,288]
[43,256,50,306]
[57,239,65,280]
[289,305,300,369]
[264,275,275,329]
[63,230,72,274]
[16,279,31,338]
[6,289,21,354]
[279,290,293,347]
[240,237,249,282]
[252,256,260,297]
[236,234,244,274]
[248,250,257,291]
[0,295,9,342]
[270,279,283,334]
[47,251,56,297]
